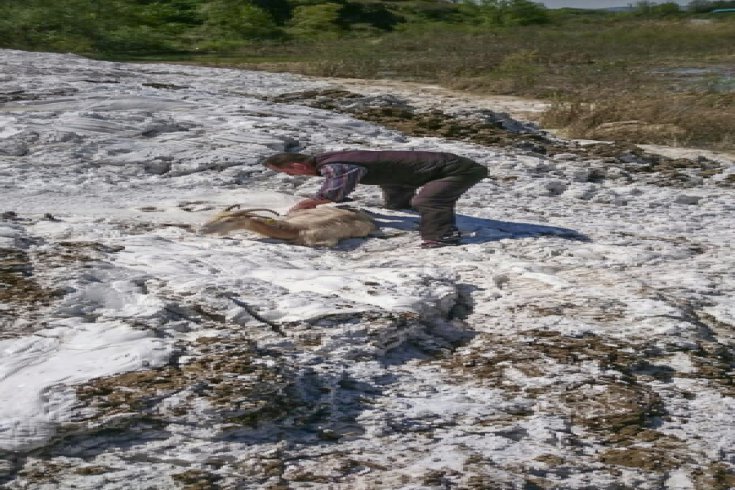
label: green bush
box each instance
[459,0,549,27]
[287,3,342,39]
[200,1,281,41]
[632,1,683,17]
[496,49,541,90]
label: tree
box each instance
[633,1,681,15]
[250,0,291,25]
[504,0,549,25]
[287,3,342,39]
[460,0,548,27]
[200,0,279,40]
[655,2,682,14]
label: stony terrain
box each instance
[0,49,733,489]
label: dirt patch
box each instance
[443,331,675,445]
[12,464,55,486]
[694,462,735,490]
[270,88,552,150]
[583,142,728,187]
[73,466,112,475]
[444,330,639,386]
[439,327,735,479]
[37,241,124,264]
[599,443,684,472]
[688,340,735,397]
[0,248,65,336]
[0,239,128,337]
[74,334,310,432]
[172,469,222,490]
[0,248,57,307]
[564,382,664,434]
[0,88,78,104]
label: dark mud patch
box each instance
[9,461,116,488]
[0,87,78,104]
[13,460,75,487]
[564,382,664,434]
[0,248,53,305]
[0,248,64,335]
[269,89,728,187]
[688,339,735,397]
[657,304,735,396]
[441,327,735,479]
[443,331,671,441]
[582,142,729,187]
[72,335,310,434]
[443,330,640,387]
[695,462,735,490]
[599,437,688,471]
[37,241,124,263]
[1,240,125,337]
[270,88,551,149]
[172,469,222,489]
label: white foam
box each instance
[0,321,170,451]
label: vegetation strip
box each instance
[2,1,734,151]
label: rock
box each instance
[0,139,28,156]
[143,158,172,175]
[0,458,14,478]
[568,168,592,182]
[566,183,598,200]
[590,188,627,205]
[674,194,702,205]
[552,152,579,161]
[513,140,547,154]
[544,179,569,196]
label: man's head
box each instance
[263,152,317,176]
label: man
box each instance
[263,150,488,248]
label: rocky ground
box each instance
[0,49,734,489]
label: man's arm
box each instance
[290,197,332,211]
[290,163,367,211]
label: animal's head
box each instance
[200,205,280,235]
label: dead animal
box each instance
[200,205,376,247]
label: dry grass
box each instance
[542,92,735,150]
[203,17,735,151]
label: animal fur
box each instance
[200,205,376,247]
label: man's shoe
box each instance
[420,228,463,248]
[420,239,459,249]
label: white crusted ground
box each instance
[0,49,733,489]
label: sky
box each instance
[540,0,689,8]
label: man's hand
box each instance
[289,198,332,212]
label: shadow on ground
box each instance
[368,210,589,243]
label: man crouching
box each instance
[263,150,488,248]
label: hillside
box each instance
[2,0,734,153]
[1,49,734,489]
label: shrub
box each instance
[287,3,343,39]
[496,49,541,91]
[200,1,281,41]
[459,0,549,27]
[633,1,683,16]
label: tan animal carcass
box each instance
[200,205,376,247]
